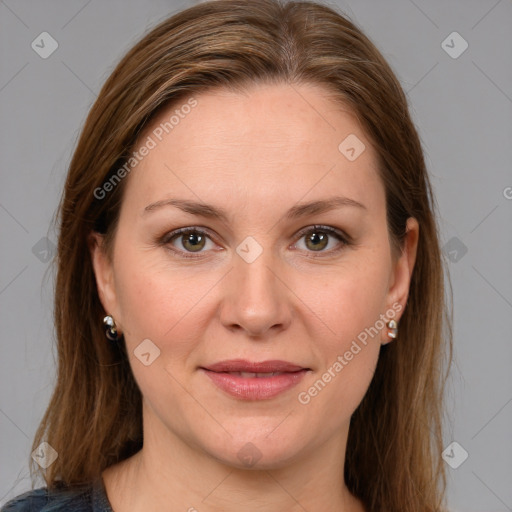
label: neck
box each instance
[103,407,365,512]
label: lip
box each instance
[199,359,310,400]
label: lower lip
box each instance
[200,369,309,400]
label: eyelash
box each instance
[158,225,351,260]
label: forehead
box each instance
[122,82,384,216]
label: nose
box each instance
[219,244,292,338]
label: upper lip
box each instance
[201,359,309,373]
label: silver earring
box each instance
[387,319,398,340]
[103,315,120,341]
[386,320,398,340]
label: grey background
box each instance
[1,0,511,510]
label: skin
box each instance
[90,82,419,512]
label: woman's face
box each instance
[91,82,418,469]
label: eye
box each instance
[160,225,350,260]
[292,225,350,257]
[161,227,217,259]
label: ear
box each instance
[381,217,419,344]
[88,231,122,333]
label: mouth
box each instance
[213,371,294,378]
[199,359,311,400]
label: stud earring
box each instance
[103,315,120,341]
[386,319,398,340]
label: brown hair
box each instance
[30,1,453,510]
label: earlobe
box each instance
[88,231,119,324]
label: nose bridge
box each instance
[221,235,290,336]
[236,245,278,298]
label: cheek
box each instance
[296,249,390,409]
[115,263,193,342]
[112,255,203,410]
[314,248,391,350]
[115,264,171,340]
[113,246,222,368]
[295,278,385,429]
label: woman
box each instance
[2,0,453,510]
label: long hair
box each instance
[30,1,453,510]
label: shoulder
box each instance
[1,484,94,512]
[1,488,49,511]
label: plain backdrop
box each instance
[1,1,511,510]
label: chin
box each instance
[200,427,306,470]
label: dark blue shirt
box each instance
[0,477,113,511]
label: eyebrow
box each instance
[143,196,367,222]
